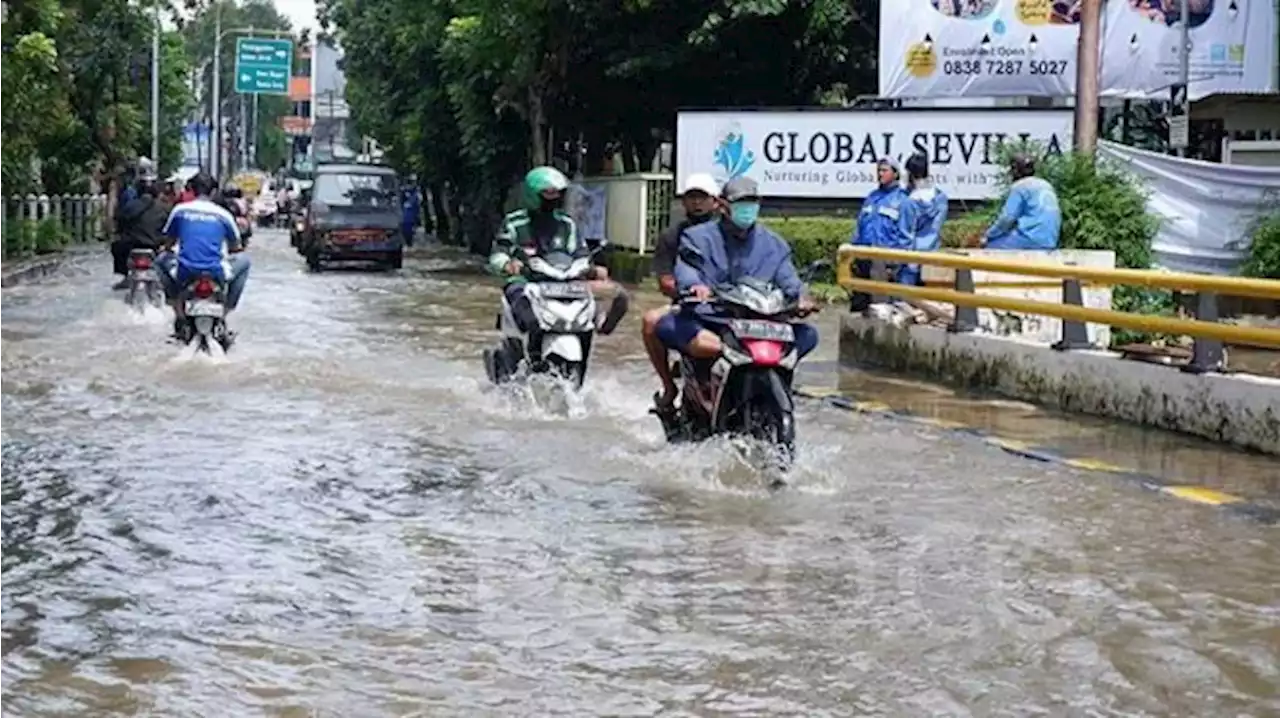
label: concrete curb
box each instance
[796,385,1280,525]
[1,244,100,288]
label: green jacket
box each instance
[487,208,582,285]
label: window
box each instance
[313,172,400,209]
[292,101,312,118]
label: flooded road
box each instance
[3,231,1277,717]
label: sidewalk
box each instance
[1,242,103,288]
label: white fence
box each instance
[3,194,108,259]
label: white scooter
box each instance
[484,249,601,389]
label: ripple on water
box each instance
[3,237,1278,716]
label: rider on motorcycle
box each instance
[110,167,169,289]
[155,172,252,336]
[218,182,252,240]
[655,176,819,377]
[646,172,722,411]
[488,166,629,358]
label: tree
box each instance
[319,0,876,253]
[2,0,197,195]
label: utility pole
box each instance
[1072,0,1102,154]
[211,2,223,179]
[251,92,259,168]
[1174,0,1192,157]
[150,0,161,167]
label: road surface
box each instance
[2,231,1276,716]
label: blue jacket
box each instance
[674,220,804,312]
[401,188,421,227]
[906,185,948,252]
[985,176,1061,250]
[854,184,911,249]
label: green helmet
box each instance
[522,166,569,210]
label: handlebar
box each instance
[677,291,817,319]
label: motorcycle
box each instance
[654,259,830,477]
[177,272,233,354]
[124,248,163,310]
[483,246,607,390]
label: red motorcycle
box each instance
[655,260,827,477]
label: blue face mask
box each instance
[729,201,760,229]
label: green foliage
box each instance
[34,218,69,253]
[763,211,999,274]
[988,142,1170,345]
[1,0,197,195]
[1241,210,1280,280]
[2,220,40,260]
[320,0,879,251]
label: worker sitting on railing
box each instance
[982,153,1061,250]
[900,152,949,287]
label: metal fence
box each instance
[3,194,108,260]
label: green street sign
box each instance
[234,37,293,95]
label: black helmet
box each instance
[904,152,929,180]
[1010,153,1036,178]
[222,183,243,199]
[189,172,216,196]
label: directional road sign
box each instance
[234,37,293,95]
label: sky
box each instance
[274,0,318,33]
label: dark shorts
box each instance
[655,311,819,358]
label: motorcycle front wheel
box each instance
[743,400,796,478]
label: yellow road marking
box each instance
[1062,457,1129,473]
[1162,486,1244,506]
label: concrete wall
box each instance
[839,314,1280,454]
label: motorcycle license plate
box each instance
[129,270,156,281]
[730,319,794,342]
[539,281,590,300]
[187,300,224,318]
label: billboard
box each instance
[675,109,1074,201]
[879,0,1278,100]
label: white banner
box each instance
[879,0,1278,100]
[1096,140,1280,275]
[676,109,1074,201]
[1100,0,1280,100]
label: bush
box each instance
[2,220,39,259]
[765,210,995,264]
[763,216,849,269]
[1241,210,1280,280]
[34,218,68,254]
[989,144,1170,344]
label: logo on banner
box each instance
[712,123,755,182]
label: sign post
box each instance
[1168,82,1189,153]
[234,37,293,95]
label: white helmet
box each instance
[681,173,720,197]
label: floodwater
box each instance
[2,231,1277,717]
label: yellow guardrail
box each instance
[836,245,1280,350]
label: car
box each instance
[296,163,404,271]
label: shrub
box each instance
[988,143,1169,344]
[2,220,39,259]
[1241,210,1280,280]
[34,218,68,254]
[764,216,849,269]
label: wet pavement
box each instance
[2,231,1277,717]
